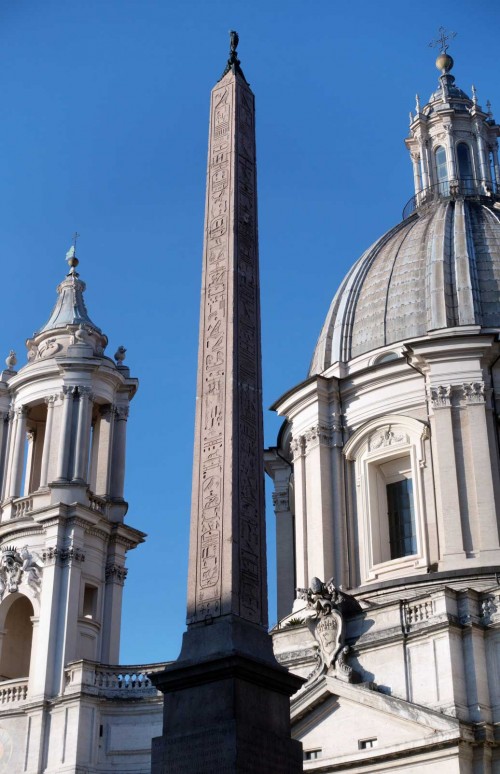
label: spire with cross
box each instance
[429,26,457,54]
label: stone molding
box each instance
[461,381,485,404]
[291,425,343,456]
[428,382,486,408]
[105,563,128,585]
[428,384,452,407]
[272,488,290,513]
[42,546,85,565]
[290,436,305,460]
[114,405,129,421]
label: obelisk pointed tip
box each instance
[219,29,248,83]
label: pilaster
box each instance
[264,449,295,622]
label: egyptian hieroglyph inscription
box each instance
[236,86,264,625]
[191,72,264,626]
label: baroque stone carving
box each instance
[42,546,85,565]
[5,350,17,371]
[369,426,408,450]
[297,577,357,683]
[38,338,61,359]
[290,436,305,460]
[304,425,333,451]
[272,488,289,513]
[461,382,485,404]
[115,405,130,421]
[429,384,452,407]
[0,545,43,599]
[105,564,128,585]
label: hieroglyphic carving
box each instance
[189,70,264,626]
[191,79,232,622]
[236,85,263,624]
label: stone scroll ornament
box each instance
[298,577,356,683]
[0,546,43,600]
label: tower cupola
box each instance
[26,246,108,363]
[405,43,500,214]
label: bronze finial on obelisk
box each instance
[151,32,303,773]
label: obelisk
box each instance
[151,32,303,773]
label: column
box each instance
[22,430,35,496]
[268,458,295,622]
[428,385,465,563]
[331,424,347,588]
[39,395,56,488]
[419,138,430,189]
[0,411,9,494]
[461,383,500,555]
[92,406,115,496]
[304,425,335,585]
[0,411,14,501]
[55,387,75,482]
[72,388,93,483]
[109,405,128,500]
[444,123,457,182]
[475,124,489,184]
[101,558,127,664]
[8,407,27,498]
[291,435,308,592]
[491,145,500,190]
[411,152,422,197]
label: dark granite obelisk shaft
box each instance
[151,37,303,773]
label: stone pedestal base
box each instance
[151,654,304,773]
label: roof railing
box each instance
[402,178,500,219]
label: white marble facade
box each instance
[267,54,500,772]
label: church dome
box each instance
[310,199,500,373]
[311,56,500,375]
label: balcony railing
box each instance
[65,660,169,699]
[0,677,29,704]
[402,178,500,220]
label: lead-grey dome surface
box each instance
[310,200,500,374]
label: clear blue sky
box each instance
[0,1,497,664]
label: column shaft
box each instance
[291,437,308,592]
[9,408,27,498]
[55,387,75,482]
[39,396,56,488]
[429,396,465,561]
[72,389,93,483]
[110,406,128,499]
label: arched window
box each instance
[344,416,430,584]
[0,596,34,680]
[435,146,449,195]
[457,143,474,193]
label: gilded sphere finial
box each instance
[435,52,454,74]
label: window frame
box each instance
[344,416,429,583]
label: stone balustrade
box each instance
[88,493,107,515]
[0,677,28,704]
[12,496,33,519]
[65,660,168,698]
[404,599,434,626]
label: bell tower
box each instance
[0,245,144,767]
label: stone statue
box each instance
[0,545,44,599]
[114,345,126,365]
[20,546,43,594]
